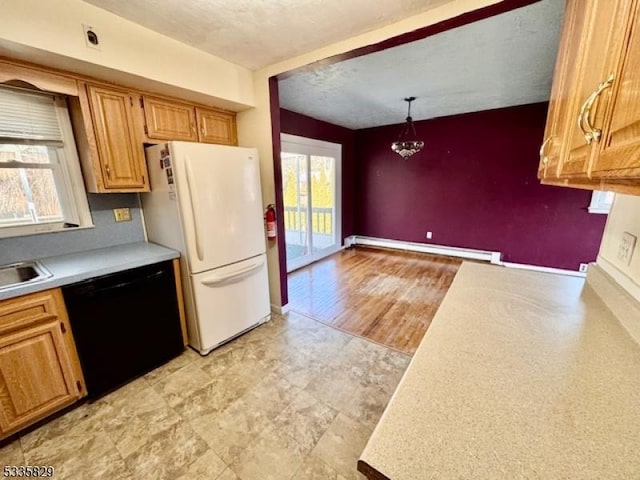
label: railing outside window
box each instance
[283,206,333,235]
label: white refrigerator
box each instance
[142,142,270,355]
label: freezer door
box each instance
[190,254,270,353]
[172,142,266,274]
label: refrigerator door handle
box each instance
[185,158,204,262]
[200,260,263,286]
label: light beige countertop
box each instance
[359,262,640,479]
[0,242,179,301]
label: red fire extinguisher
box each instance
[265,204,277,241]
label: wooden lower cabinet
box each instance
[0,289,85,440]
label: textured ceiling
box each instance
[82,0,453,70]
[279,0,564,129]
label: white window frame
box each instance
[0,93,92,238]
[588,190,615,214]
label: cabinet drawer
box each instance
[0,290,60,335]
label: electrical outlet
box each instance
[618,232,637,265]
[113,208,132,222]
[579,263,589,273]
[425,231,433,240]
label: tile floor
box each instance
[0,312,411,480]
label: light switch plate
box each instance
[618,232,637,265]
[113,208,132,222]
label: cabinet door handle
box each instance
[539,137,552,164]
[578,90,598,141]
[105,164,111,178]
[579,73,615,144]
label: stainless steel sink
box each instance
[0,261,52,290]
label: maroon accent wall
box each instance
[280,109,356,239]
[355,103,607,271]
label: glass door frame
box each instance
[280,133,342,273]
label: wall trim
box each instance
[596,255,640,302]
[350,235,502,264]
[271,303,291,315]
[587,262,640,345]
[278,0,543,80]
[349,236,588,277]
[344,235,357,247]
[500,261,586,278]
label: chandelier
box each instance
[391,97,424,159]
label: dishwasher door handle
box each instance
[70,270,165,296]
[200,260,263,286]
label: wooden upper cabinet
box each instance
[539,0,589,180]
[0,289,85,439]
[142,96,198,142]
[539,0,640,194]
[138,96,238,145]
[558,0,633,178]
[196,107,238,145]
[592,1,640,178]
[72,83,149,193]
[86,84,149,191]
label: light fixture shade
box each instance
[391,96,423,159]
[391,140,424,158]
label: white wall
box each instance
[237,0,501,307]
[597,194,640,301]
[0,0,254,109]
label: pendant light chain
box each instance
[391,96,424,159]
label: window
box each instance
[588,190,615,214]
[0,86,91,238]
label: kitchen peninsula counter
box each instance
[359,262,640,479]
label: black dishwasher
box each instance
[63,260,184,399]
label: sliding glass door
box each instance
[281,134,341,272]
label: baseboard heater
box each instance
[346,236,502,264]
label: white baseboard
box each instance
[587,262,640,344]
[344,235,357,247]
[350,235,501,264]
[500,261,586,278]
[271,303,291,315]
[595,255,640,301]
[346,235,587,278]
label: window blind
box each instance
[0,86,63,144]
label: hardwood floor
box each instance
[287,246,463,354]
